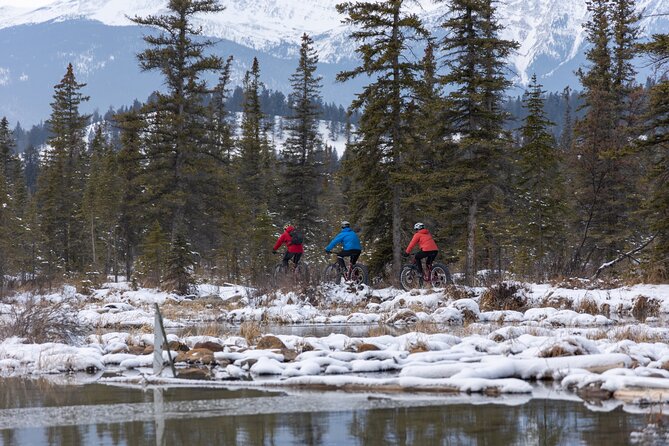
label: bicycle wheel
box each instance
[322,264,342,284]
[272,263,289,288]
[349,263,369,286]
[295,262,309,284]
[430,263,453,287]
[400,265,423,291]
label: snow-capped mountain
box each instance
[0,0,667,126]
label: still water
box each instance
[0,377,665,445]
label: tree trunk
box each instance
[466,199,478,285]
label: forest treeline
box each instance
[0,0,668,294]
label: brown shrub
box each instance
[541,295,574,310]
[631,295,660,320]
[0,296,85,343]
[239,321,263,344]
[479,282,528,312]
[575,297,599,315]
[414,320,442,334]
[443,285,474,301]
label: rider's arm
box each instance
[325,233,343,252]
[273,233,286,251]
[406,233,420,254]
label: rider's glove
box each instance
[272,250,277,254]
[401,252,409,257]
[325,249,330,254]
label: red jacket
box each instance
[406,229,438,253]
[273,226,304,253]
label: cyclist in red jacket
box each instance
[403,222,439,280]
[273,225,304,268]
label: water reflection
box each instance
[0,378,666,445]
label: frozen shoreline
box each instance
[2,280,669,406]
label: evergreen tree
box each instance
[133,221,169,288]
[82,126,121,274]
[35,63,90,278]
[280,33,324,243]
[568,0,639,275]
[436,0,519,283]
[336,0,428,275]
[131,0,226,288]
[640,31,669,278]
[113,110,146,281]
[513,75,568,278]
[236,58,276,283]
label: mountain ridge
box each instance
[0,0,667,126]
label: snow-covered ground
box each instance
[2,280,669,407]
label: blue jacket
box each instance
[326,227,362,252]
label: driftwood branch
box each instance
[591,235,657,280]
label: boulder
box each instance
[193,341,225,352]
[256,335,287,350]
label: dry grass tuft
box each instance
[0,296,85,343]
[413,320,442,334]
[442,285,474,301]
[479,282,528,312]
[631,295,660,320]
[540,295,574,310]
[608,326,668,343]
[367,325,395,338]
[575,297,599,315]
[239,321,263,344]
[178,323,229,338]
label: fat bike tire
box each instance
[430,263,453,288]
[399,265,423,291]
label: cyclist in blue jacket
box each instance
[325,221,362,271]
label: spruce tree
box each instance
[513,75,568,278]
[640,31,669,278]
[336,0,428,276]
[236,58,276,283]
[280,33,324,243]
[436,0,519,283]
[569,0,639,275]
[131,0,226,288]
[36,63,90,277]
[82,126,121,274]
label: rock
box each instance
[168,340,190,352]
[193,341,225,352]
[256,335,287,350]
[357,343,380,353]
[386,309,418,325]
[409,344,430,354]
[239,358,258,370]
[127,345,146,355]
[281,349,298,362]
[142,345,154,355]
[177,367,212,380]
[180,348,216,365]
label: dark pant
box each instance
[282,252,302,267]
[337,249,361,270]
[415,250,438,275]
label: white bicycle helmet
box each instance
[413,222,425,230]
[341,221,351,228]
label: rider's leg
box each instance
[336,253,346,270]
[425,251,438,268]
[424,251,438,278]
[414,251,428,276]
[282,252,291,268]
[292,253,302,266]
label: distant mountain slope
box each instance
[0,0,667,125]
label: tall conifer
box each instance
[336,0,428,275]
